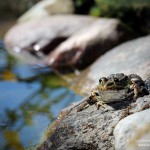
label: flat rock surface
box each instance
[72,35,150,95]
[37,94,150,150]
[46,18,136,72]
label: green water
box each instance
[0,43,82,149]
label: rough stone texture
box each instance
[18,0,74,23]
[45,18,136,72]
[72,35,150,95]
[37,94,150,150]
[114,109,150,150]
[4,15,96,64]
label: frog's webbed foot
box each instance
[95,101,106,110]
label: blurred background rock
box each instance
[2,0,150,72]
[1,0,150,38]
[0,0,40,38]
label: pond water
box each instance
[0,42,82,149]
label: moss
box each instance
[93,0,150,35]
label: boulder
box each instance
[18,0,74,23]
[4,15,96,64]
[45,18,136,72]
[72,35,150,95]
[37,90,150,150]
[114,109,150,150]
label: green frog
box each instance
[77,73,149,111]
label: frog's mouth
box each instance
[104,81,126,90]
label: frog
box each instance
[77,73,149,112]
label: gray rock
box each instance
[18,0,74,23]
[114,109,150,150]
[72,35,150,95]
[45,18,136,72]
[4,15,96,64]
[37,94,150,150]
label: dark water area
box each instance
[0,42,82,149]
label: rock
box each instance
[18,0,74,23]
[39,100,86,143]
[37,90,150,150]
[72,35,150,95]
[4,15,96,64]
[114,109,150,150]
[45,18,136,72]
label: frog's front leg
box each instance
[95,101,106,110]
[130,79,141,99]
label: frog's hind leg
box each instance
[77,102,89,112]
[95,101,106,110]
[133,83,141,99]
[141,86,149,96]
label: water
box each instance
[0,44,82,149]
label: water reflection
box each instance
[0,45,82,149]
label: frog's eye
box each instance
[99,79,102,83]
[94,92,99,96]
[99,77,108,83]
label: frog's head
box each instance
[99,77,124,90]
